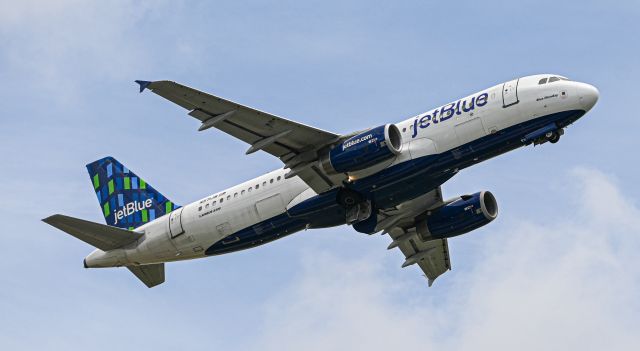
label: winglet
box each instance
[135,80,152,93]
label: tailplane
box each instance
[86,156,179,230]
[127,264,165,288]
[42,214,140,251]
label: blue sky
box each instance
[1,1,639,350]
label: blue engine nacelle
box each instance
[417,191,498,239]
[322,124,402,174]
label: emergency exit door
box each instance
[502,79,519,107]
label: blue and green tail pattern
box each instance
[86,156,179,230]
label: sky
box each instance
[1,1,639,350]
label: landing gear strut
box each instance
[337,188,372,224]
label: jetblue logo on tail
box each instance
[114,199,153,226]
[87,156,179,230]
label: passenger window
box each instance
[270,179,274,184]
[538,78,547,85]
[220,198,224,203]
[227,195,231,200]
[256,184,259,189]
[213,201,217,205]
[241,190,245,195]
[277,176,281,181]
[205,203,210,209]
[248,187,252,192]
[234,193,238,198]
[198,206,202,211]
[263,181,267,186]
[549,76,560,83]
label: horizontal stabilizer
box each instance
[43,214,141,251]
[127,264,165,288]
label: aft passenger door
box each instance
[502,79,519,107]
[169,207,185,238]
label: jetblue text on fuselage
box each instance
[411,92,489,138]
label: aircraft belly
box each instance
[203,109,586,257]
[355,109,587,208]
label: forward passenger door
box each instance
[502,79,520,107]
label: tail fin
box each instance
[86,156,179,230]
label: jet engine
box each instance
[322,124,402,174]
[417,191,498,239]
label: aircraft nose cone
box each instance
[578,83,599,111]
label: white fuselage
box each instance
[85,74,598,268]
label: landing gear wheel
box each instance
[549,132,561,144]
[337,188,363,208]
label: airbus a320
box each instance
[44,74,599,287]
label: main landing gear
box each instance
[337,188,372,224]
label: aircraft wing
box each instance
[136,80,344,193]
[390,230,451,287]
[378,187,452,286]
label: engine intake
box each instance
[322,124,402,174]
[417,191,498,239]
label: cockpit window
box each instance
[538,78,548,85]
[548,76,560,83]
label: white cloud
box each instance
[250,167,640,351]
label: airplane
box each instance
[43,74,599,288]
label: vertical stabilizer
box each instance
[86,156,179,230]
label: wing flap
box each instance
[416,239,451,286]
[392,229,451,286]
[43,214,141,251]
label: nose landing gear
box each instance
[547,130,562,144]
[535,128,564,145]
[521,123,565,146]
[540,128,564,144]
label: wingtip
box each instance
[134,80,152,93]
[42,214,60,223]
